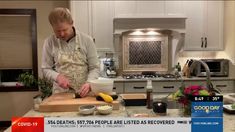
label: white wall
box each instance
[0,0,68,121]
[221,1,235,77]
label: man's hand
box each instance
[56,74,70,89]
[79,83,91,97]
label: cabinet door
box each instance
[113,82,124,94]
[114,1,185,17]
[70,1,114,50]
[184,1,205,50]
[205,1,224,50]
[184,1,224,51]
[136,1,165,16]
[70,1,92,35]
[165,1,185,16]
[92,1,114,50]
[114,1,136,17]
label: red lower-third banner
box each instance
[12,117,44,132]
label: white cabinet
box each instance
[124,81,147,93]
[212,80,235,93]
[114,1,185,18]
[184,80,207,87]
[91,1,114,51]
[113,81,124,94]
[184,80,234,93]
[120,81,181,94]
[70,1,92,36]
[152,81,181,93]
[184,1,224,51]
[70,1,223,51]
[70,1,185,51]
[70,1,114,51]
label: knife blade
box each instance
[68,86,81,98]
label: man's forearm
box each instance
[87,66,100,82]
[42,68,59,82]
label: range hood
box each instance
[113,16,187,35]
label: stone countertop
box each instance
[99,76,235,82]
[4,106,235,132]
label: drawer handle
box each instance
[113,87,116,90]
[215,85,227,88]
[163,86,174,89]
[133,87,145,89]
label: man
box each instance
[41,7,99,97]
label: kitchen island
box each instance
[4,106,235,132]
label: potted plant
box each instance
[18,72,52,100]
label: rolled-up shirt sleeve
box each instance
[41,38,59,81]
[86,36,100,82]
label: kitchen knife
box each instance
[68,87,81,98]
[188,59,193,67]
[182,60,189,76]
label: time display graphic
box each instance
[192,96,223,102]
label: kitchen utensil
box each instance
[182,60,189,76]
[79,105,96,115]
[89,79,113,95]
[103,54,117,78]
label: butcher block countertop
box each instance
[4,106,235,132]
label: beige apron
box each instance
[53,33,88,94]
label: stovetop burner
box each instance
[122,73,176,79]
[162,74,176,78]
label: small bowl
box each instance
[97,105,113,115]
[152,101,167,115]
[79,105,96,115]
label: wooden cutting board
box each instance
[39,93,120,112]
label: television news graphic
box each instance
[12,117,44,132]
[191,95,223,132]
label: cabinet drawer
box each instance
[212,81,234,93]
[124,82,147,93]
[184,81,207,87]
[152,81,181,93]
[183,80,234,93]
[113,82,124,94]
